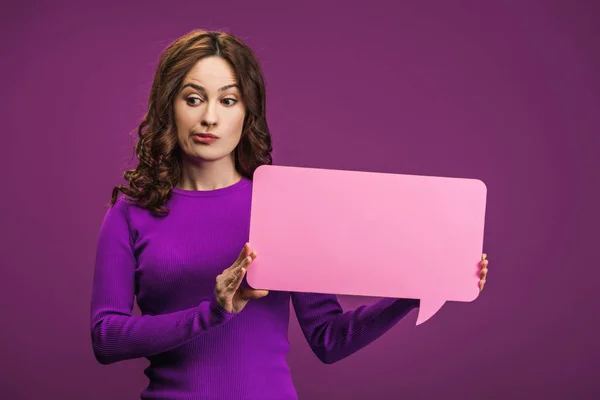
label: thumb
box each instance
[239,288,269,301]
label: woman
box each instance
[90,29,489,399]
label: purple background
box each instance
[1,1,599,398]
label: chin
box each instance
[186,149,233,162]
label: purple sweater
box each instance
[90,176,419,399]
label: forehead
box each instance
[183,56,237,87]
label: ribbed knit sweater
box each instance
[90,176,419,399]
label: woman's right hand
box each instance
[214,242,269,313]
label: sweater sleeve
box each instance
[291,292,419,364]
[90,197,238,365]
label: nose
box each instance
[201,103,218,129]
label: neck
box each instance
[176,154,242,191]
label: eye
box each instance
[186,96,202,106]
[222,98,238,106]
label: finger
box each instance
[479,279,486,291]
[239,288,269,300]
[235,250,257,270]
[227,256,251,291]
[235,243,250,264]
[249,250,257,260]
[237,250,257,270]
[224,243,250,273]
[481,267,488,279]
[482,253,487,261]
[225,251,258,291]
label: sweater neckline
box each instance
[171,176,251,198]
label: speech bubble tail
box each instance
[416,299,446,325]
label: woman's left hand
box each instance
[479,253,489,291]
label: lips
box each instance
[193,133,218,139]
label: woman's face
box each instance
[173,56,246,163]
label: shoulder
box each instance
[105,194,165,233]
[107,194,136,215]
[101,194,142,231]
[100,195,125,222]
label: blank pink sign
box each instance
[246,165,487,325]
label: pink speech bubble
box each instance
[247,165,487,325]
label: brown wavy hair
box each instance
[109,29,272,216]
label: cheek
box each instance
[175,102,196,123]
[173,105,184,128]
[234,110,246,131]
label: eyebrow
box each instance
[180,83,239,93]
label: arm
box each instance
[291,292,419,364]
[90,197,237,365]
